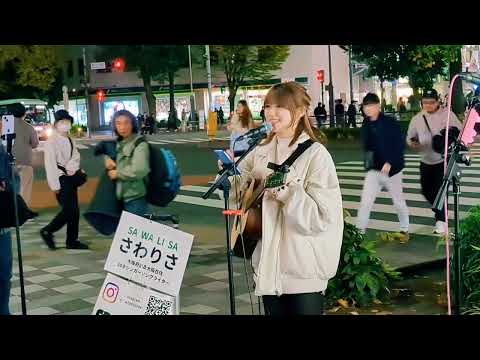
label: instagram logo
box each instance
[103,283,119,303]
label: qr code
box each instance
[144,295,173,315]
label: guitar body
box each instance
[231,178,264,259]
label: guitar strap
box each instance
[268,139,314,173]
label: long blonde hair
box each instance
[262,82,323,146]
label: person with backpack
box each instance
[104,110,151,217]
[40,110,88,250]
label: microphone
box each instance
[236,122,273,141]
[459,72,480,86]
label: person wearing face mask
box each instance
[218,82,343,315]
[407,89,463,235]
[40,110,88,250]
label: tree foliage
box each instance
[97,45,189,119]
[211,45,290,112]
[0,45,62,96]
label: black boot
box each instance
[40,229,56,250]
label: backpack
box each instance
[134,137,181,207]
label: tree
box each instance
[0,45,61,97]
[351,45,408,109]
[407,45,464,114]
[210,45,290,112]
[97,45,189,120]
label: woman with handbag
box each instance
[40,110,88,250]
[219,82,344,315]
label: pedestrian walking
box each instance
[356,93,410,242]
[8,103,39,206]
[406,89,463,234]
[40,110,89,250]
[104,110,151,217]
[346,101,357,128]
[335,99,346,127]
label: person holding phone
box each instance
[407,89,462,234]
[218,82,343,316]
[227,100,255,156]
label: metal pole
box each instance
[205,45,213,112]
[188,45,197,131]
[82,47,91,138]
[328,45,335,128]
[188,45,196,111]
[349,46,354,103]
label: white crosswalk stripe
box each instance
[172,152,480,236]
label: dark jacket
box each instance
[361,113,405,177]
[0,143,11,184]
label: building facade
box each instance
[59,45,352,130]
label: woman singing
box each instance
[220,82,343,315]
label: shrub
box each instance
[326,214,401,307]
[459,206,480,313]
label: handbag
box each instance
[57,137,87,187]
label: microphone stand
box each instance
[3,133,27,315]
[202,136,263,315]
[433,139,471,316]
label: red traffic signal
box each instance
[112,58,125,72]
[316,70,325,82]
[96,89,105,102]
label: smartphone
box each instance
[1,115,15,147]
[214,150,241,175]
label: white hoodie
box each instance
[227,132,344,296]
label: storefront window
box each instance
[155,94,191,121]
[103,99,140,126]
[68,99,88,126]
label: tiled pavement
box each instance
[9,214,260,315]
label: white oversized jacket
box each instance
[227,132,344,296]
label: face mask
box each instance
[57,123,71,133]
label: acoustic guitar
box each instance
[230,178,265,259]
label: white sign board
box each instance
[90,62,106,70]
[104,211,194,296]
[92,273,176,315]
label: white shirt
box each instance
[407,108,463,165]
[44,132,81,191]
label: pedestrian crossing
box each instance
[171,144,480,236]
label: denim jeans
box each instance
[124,197,149,217]
[0,229,12,315]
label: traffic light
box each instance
[96,89,105,102]
[316,70,325,82]
[112,58,125,72]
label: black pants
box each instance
[420,162,445,222]
[263,292,324,316]
[43,176,79,245]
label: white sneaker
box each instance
[434,221,447,234]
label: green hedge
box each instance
[460,205,480,314]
